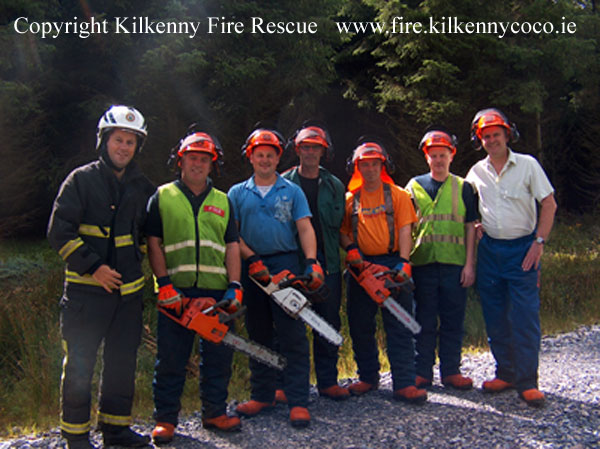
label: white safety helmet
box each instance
[96,105,147,151]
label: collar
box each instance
[246,173,285,191]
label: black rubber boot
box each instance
[64,432,98,449]
[101,424,150,447]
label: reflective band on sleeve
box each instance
[98,412,132,426]
[65,270,145,296]
[59,238,84,260]
[114,234,134,247]
[78,224,110,238]
[119,276,146,295]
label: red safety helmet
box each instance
[419,129,458,155]
[178,132,222,161]
[241,128,285,158]
[470,108,519,150]
[346,138,395,192]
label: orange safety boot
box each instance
[415,375,433,388]
[235,400,275,417]
[442,374,473,390]
[393,385,427,404]
[319,385,350,401]
[482,378,515,393]
[519,388,546,407]
[348,381,377,396]
[151,422,175,445]
[202,414,242,432]
[275,389,288,404]
[289,407,310,428]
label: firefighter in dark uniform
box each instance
[47,105,155,449]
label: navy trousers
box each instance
[346,254,417,391]
[413,263,467,379]
[153,287,233,424]
[242,252,310,408]
[477,233,541,392]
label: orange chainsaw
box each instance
[159,298,286,370]
[347,262,421,334]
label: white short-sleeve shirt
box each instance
[466,149,554,240]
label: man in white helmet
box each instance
[47,105,155,449]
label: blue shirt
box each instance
[228,174,312,255]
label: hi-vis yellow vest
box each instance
[408,175,466,266]
[158,183,229,289]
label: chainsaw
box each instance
[159,298,286,370]
[250,271,344,347]
[347,262,421,334]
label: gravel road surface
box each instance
[2,325,599,449]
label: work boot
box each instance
[235,400,275,417]
[319,385,350,401]
[519,388,546,407]
[202,414,242,432]
[102,425,150,447]
[442,374,473,390]
[275,389,288,404]
[415,375,432,388]
[482,378,515,393]
[348,380,377,396]
[151,422,175,445]
[289,407,310,428]
[393,385,427,404]
[66,438,98,449]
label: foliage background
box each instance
[1,0,599,237]
[1,0,600,434]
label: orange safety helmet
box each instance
[419,129,458,155]
[470,108,519,150]
[177,132,222,161]
[346,139,394,192]
[241,128,285,158]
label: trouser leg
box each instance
[312,271,342,389]
[60,289,110,437]
[153,311,196,425]
[346,273,380,385]
[437,264,467,378]
[98,295,143,427]
[413,265,440,380]
[477,236,514,383]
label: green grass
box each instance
[0,210,599,435]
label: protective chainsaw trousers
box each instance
[59,285,143,436]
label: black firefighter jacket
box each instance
[47,158,156,299]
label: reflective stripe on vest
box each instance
[65,270,145,296]
[409,175,466,266]
[158,183,229,289]
[351,183,395,254]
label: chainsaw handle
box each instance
[278,274,311,289]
